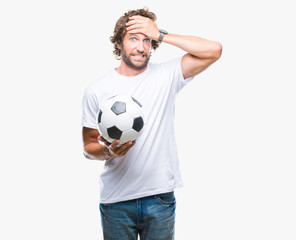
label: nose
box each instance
[136,40,144,52]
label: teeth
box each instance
[132,55,145,58]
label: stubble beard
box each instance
[121,48,151,70]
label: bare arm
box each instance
[162,34,222,79]
[82,127,110,160]
[82,127,135,160]
[126,15,222,79]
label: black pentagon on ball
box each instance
[132,117,144,132]
[98,110,102,123]
[107,126,122,139]
[111,101,126,115]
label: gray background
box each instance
[1,0,295,239]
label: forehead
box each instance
[124,33,149,39]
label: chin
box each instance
[122,53,150,70]
[133,62,148,70]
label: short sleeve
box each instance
[81,86,99,129]
[161,57,194,94]
[174,57,194,93]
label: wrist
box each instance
[103,146,114,160]
[158,29,168,43]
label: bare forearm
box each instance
[126,15,222,60]
[162,33,222,60]
[84,143,111,161]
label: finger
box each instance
[129,15,146,21]
[126,20,137,26]
[123,142,136,154]
[127,28,146,35]
[97,136,105,142]
[109,140,120,150]
[127,18,146,25]
[126,23,144,31]
[115,141,132,154]
[117,141,136,155]
[125,141,136,152]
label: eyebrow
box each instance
[128,33,149,38]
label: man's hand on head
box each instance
[125,15,160,41]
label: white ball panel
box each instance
[126,101,142,118]
[98,123,108,138]
[120,129,139,144]
[115,113,134,131]
[101,109,117,128]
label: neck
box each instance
[115,60,148,77]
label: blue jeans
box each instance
[99,192,176,240]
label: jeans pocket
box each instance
[100,202,114,207]
[155,191,176,205]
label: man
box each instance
[82,8,222,240]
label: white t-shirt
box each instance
[82,57,193,203]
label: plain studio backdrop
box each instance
[0,0,295,239]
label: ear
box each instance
[117,43,122,50]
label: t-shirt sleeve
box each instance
[81,86,99,129]
[172,56,194,93]
[159,57,194,94]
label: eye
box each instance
[130,37,136,41]
[144,39,151,43]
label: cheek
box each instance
[125,42,136,50]
[145,43,152,51]
[148,45,152,54]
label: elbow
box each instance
[212,42,222,60]
[83,148,93,160]
[83,152,91,160]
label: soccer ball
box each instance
[97,95,145,144]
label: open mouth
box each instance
[131,54,146,61]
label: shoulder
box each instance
[83,71,113,104]
[149,57,183,78]
[88,70,113,91]
[150,57,182,69]
[147,57,182,78]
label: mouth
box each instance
[131,54,146,61]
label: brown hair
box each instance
[110,8,159,59]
